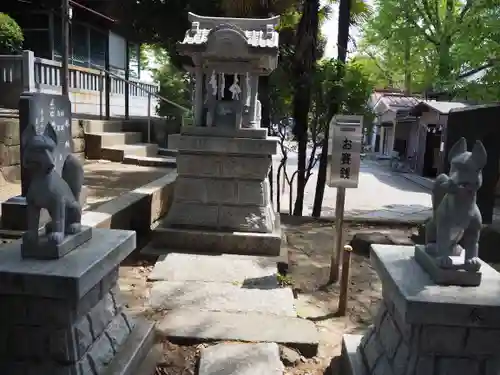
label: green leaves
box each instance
[357,0,500,95]
[0,13,23,54]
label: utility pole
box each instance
[61,0,70,96]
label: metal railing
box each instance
[90,63,192,143]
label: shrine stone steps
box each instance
[83,118,177,166]
[148,252,319,357]
[101,142,159,162]
[197,343,285,375]
[123,155,177,168]
[85,131,143,159]
[157,147,178,157]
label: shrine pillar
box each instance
[194,66,204,126]
[249,75,260,128]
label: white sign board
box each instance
[327,115,363,188]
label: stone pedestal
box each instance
[1,185,89,232]
[0,229,158,375]
[154,126,281,255]
[342,244,500,375]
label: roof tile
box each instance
[180,28,279,49]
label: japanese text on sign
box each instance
[327,115,363,188]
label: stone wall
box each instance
[0,117,85,183]
[360,290,500,375]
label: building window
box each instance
[90,28,106,69]
[71,22,88,67]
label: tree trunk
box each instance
[292,0,320,216]
[311,0,351,218]
[404,36,411,95]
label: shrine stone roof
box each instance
[179,12,280,51]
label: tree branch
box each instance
[415,0,439,34]
[458,0,474,23]
[421,0,440,31]
[404,12,439,45]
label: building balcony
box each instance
[0,50,159,118]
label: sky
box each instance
[321,0,373,59]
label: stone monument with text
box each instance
[1,92,88,232]
[0,121,158,374]
[150,13,281,255]
[341,139,500,375]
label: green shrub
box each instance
[0,13,23,54]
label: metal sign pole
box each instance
[329,186,346,283]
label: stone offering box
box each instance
[0,229,157,375]
[152,13,281,256]
[1,92,88,232]
[342,244,500,375]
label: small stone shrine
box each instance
[342,139,500,375]
[153,13,281,255]
[1,92,88,232]
[0,115,157,374]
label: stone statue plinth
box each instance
[0,229,159,375]
[151,126,281,256]
[341,244,500,375]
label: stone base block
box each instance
[151,216,282,256]
[166,200,276,233]
[0,229,157,374]
[21,225,93,260]
[414,244,482,286]
[1,185,89,231]
[341,334,366,375]
[181,125,268,139]
[341,244,500,375]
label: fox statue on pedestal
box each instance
[21,122,84,248]
[425,137,487,272]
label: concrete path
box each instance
[149,252,319,374]
[275,152,433,224]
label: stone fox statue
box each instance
[21,123,84,247]
[425,137,487,272]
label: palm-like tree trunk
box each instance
[292,0,320,216]
[312,0,351,217]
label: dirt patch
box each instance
[280,217,417,374]
[117,218,417,375]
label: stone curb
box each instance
[0,170,177,238]
[82,171,177,231]
[280,213,429,226]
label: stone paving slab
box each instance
[158,309,319,357]
[198,343,284,375]
[148,253,277,283]
[149,281,296,316]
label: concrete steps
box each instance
[123,155,176,168]
[157,147,178,157]
[101,143,159,162]
[85,131,143,159]
[148,252,319,358]
[82,119,124,133]
[84,119,178,167]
